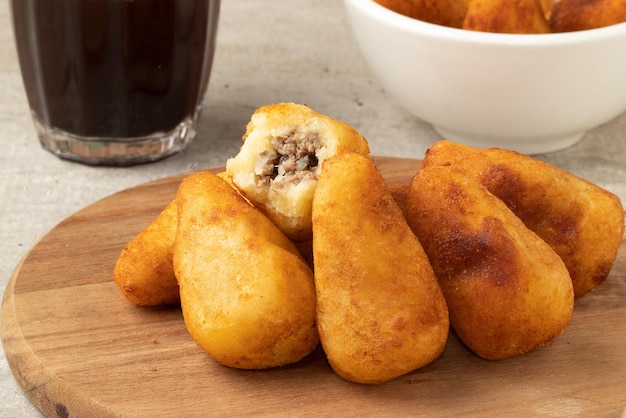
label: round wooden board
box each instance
[2,156,626,418]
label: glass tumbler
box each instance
[11,0,220,166]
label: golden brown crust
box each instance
[113,199,179,307]
[112,171,232,307]
[405,165,574,360]
[422,140,625,297]
[376,0,625,32]
[550,0,626,32]
[375,0,470,28]
[312,152,449,384]
[173,171,318,369]
[463,0,550,34]
[538,0,555,20]
[388,183,410,218]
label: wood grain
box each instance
[1,157,625,417]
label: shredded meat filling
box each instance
[256,129,321,187]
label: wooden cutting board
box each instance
[2,156,625,418]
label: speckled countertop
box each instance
[1,0,625,416]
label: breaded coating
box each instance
[538,0,555,20]
[113,199,179,307]
[375,0,471,28]
[225,102,370,242]
[463,0,550,34]
[388,183,410,218]
[312,152,449,384]
[173,171,319,369]
[406,166,574,360]
[113,171,233,307]
[422,140,625,297]
[551,0,626,32]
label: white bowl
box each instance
[343,0,626,154]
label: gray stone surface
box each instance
[1,0,624,416]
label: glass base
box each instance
[33,115,198,166]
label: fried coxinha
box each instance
[421,140,624,297]
[225,102,370,242]
[114,102,369,306]
[173,171,318,369]
[313,152,449,384]
[406,165,574,360]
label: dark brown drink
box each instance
[11,0,220,165]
